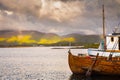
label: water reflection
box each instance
[69,74,86,80]
[69,74,120,80]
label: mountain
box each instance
[0,30,59,40]
[0,30,101,47]
[63,33,101,43]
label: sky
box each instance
[0,0,120,35]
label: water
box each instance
[0,47,119,80]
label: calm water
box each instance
[0,47,119,80]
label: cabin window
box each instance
[111,37,114,42]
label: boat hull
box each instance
[68,51,120,75]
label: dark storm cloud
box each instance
[0,0,42,17]
[0,3,9,10]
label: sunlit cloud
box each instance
[39,0,84,22]
[116,0,120,4]
[48,28,60,33]
[79,29,97,35]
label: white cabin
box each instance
[88,33,120,57]
[106,33,120,51]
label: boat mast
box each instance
[102,5,106,50]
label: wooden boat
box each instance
[68,5,120,76]
[68,50,120,75]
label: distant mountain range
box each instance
[0,30,102,47]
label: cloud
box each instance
[0,0,41,16]
[0,0,84,22]
[39,0,84,22]
[0,0,119,35]
[116,0,120,4]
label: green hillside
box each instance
[0,30,101,48]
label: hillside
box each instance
[0,30,101,47]
[64,33,101,43]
